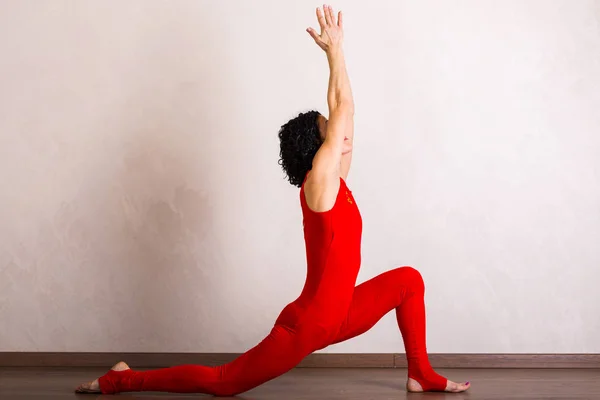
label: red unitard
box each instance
[98,174,447,395]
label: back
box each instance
[296,172,363,317]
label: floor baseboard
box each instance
[1,353,599,368]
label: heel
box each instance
[408,373,447,392]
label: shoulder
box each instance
[303,170,341,213]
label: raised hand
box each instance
[306,5,344,53]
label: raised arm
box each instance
[328,46,355,182]
[306,5,355,203]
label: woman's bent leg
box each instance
[328,266,448,391]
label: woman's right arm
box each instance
[308,5,354,183]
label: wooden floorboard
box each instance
[1,367,599,399]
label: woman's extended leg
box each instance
[328,266,470,393]
[76,323,330,396]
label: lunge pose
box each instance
[76,5,470,395]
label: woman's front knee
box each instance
[394,266,424,291]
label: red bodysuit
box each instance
[97,174,447,395]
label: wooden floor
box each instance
[1,367,599,399]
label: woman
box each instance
[76,5,470,395]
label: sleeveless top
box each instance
[295,172,363,316]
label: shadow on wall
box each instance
[82,8,237,351]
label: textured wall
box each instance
[1,0,599,353]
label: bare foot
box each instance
[407,377,471,393]
[74,361,130,394]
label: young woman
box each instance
[76,5,470,395]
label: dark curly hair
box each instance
[278,110,323,187]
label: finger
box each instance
[306,27,321,43]
[308,30,327,51]
[323,4,333,26]
[328,5,336,25]
[316,7,327,29]
[338,10,343,27]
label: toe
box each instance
[445,380,471,393]
[75,380,101,393]
[453,381,470,393]
[74,384,88,393]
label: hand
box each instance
[307,5,344,53]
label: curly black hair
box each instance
[278,110,323,187]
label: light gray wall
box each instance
[1,0,599,353]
